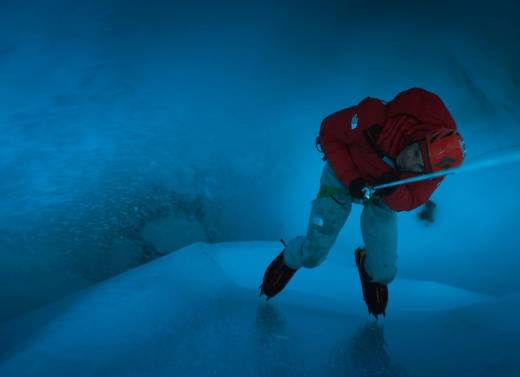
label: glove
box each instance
[373,172,399,197]
[374,185,398,197]
[349,178,370,200]
[349,176,398,201]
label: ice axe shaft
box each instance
[362,145,520,200]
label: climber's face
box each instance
[397,142,424,173]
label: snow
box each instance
[1,241,518,377]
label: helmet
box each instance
[419,129,466,172]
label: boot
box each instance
[259,243,297,300]
[355,247,388,318]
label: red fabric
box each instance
[319,87,457,212]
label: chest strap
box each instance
[363,125,397,170]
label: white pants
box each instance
[284,163,398,284]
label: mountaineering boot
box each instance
[259,241,297,300]
[355,247,388,319]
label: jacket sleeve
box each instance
[319,106,362,187]
[383,176,443,211]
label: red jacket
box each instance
[319,87,457,212]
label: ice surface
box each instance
[2,0,520,326]
[1,241,518,377]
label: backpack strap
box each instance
[363,125,397,170]
[315,136,327,161]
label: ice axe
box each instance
[361,145,520,200]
